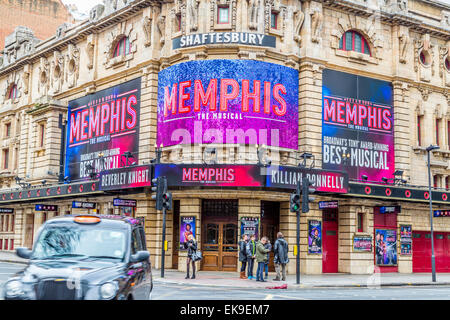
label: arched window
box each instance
[339,30,371,56]
[8,84,17,100]
[113,36,131,57]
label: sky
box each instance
[61,0,103,14]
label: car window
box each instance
[131,228,142,254]
[138,227,147,250]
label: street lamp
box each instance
[426,144,439,282]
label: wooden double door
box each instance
[201,200,239,271]
[202,220,238,271]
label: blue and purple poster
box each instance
[65,78,141,181]
[180,216,196,250]
[308,220,322,254]
[157,59,299,149]
[322,69,394,181]
[375,228,398,266]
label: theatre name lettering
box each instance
[173,32,276,49]
[100,165,150,190]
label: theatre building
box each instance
[0,0,450,275]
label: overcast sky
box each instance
[61,0,103,13]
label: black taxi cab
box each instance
[3,215,152,300]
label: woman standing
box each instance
[183,234,197,279]
[239,234,249,279]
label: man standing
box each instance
[255,237,270,282]
[273,232,289,281]
[246,234,257,280]
[239,234,249,279]
[263,239,272,280]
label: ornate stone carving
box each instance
[86,34,95,70]
[439,42,449,78]
[414,34,434,81]
[66,44,80,89]
[2,71,22,103]
[435,103,444,119]
[89,4,105,22]
[187,0,200,32]
[1,26,39,68]
[157,13,166,45]
[22,64,31,95]
[417,86,430,102]
[398,27,409,64]
[51,51,65,94]
[55,23,72,40]
[415,99,424,116]
[441,11,450,28]
[248,0,260,30]
[310,6,323,43]
[294,6,305,44]
[209,0,237,31]
[104,21,137,68]
[38,57,50,96]
[143,15,153,47]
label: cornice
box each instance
[0,0,158,77]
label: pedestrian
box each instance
[183,234,197,279]
[273,232,289,281]
[246,234,256,279]
[238,234,249,279]
[255,236,270,282]
[263,239,272,280]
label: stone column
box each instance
[392,80,411,178]
[136,198,159,268]
[338,202,374,274]
[238,198,261,272]
[13,207,25,249]
[397,205,413,273]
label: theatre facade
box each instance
[0,0,450,275]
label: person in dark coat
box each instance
[246,234,257,280]
[183,234,197,279]
[273,232,289,281]
[238,234,249,279]
[263,239,272,280]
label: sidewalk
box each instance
[0,251,27,264]
[2,251,450,289]
[152,269,450,289]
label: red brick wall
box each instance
[0,0,72,50]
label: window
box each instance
[445,56,450,72]
[434,175,439,188]
[419,50,430,66]
[217,6,229,24]
[8,84,17,100]
[436,118,441,146]
[417,115,423,146]
[10,216,14,232]
[357,212,364,233]
[113,36,131,57]
[2,149,9,169]
[271,11,278,29]
[339,30,371,56]
[39,123,45,148]
[5,123,11,138]
[176,13,182,31]
[446,176,449,190]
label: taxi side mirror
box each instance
[16,247,32,259]
[130,251,150,263]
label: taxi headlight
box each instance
[5,280,24,297]
[100,281,118,300]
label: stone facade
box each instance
[0,0,449,275]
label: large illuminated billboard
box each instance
[322,69,394,181]
[65,78,141,181]
[157,59,299,149]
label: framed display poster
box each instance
[375,228,398,266]
[240,217,259,240]
[180,216,196,250]
[308,220,322,254]
[400,225,412,255]
[353,235,373,252]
